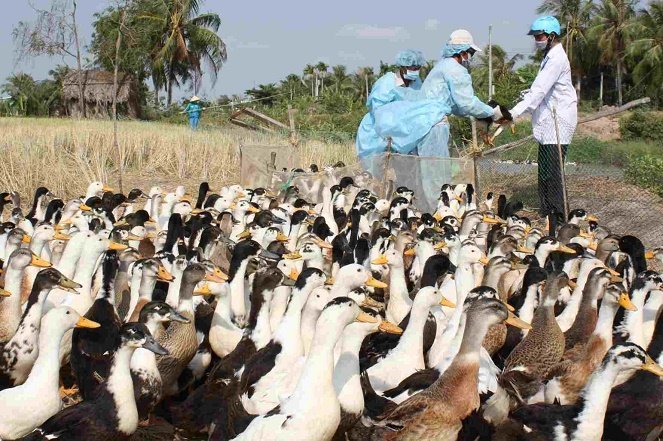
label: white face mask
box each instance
[535,40,549,51]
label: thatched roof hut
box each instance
[63,69,140,118]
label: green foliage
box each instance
[620,110,663,142]
[1,70,68,117]
[625,154,663,196]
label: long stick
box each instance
[112,5,127,193]
[553,107,569,220]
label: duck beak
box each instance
[102,185,114,192]
[433,212,443,221]
[588,242,598,251]
[108,242,129,251]
[355,312,379,324]
[143,337,169,356]
[366,277,388,289]
[439,296,456,308]
[237,230,251,240]
[371,255,388,265]
[80,204,92,212]
[378,321,403,334]
[505,311,532,330]
[619,292,637,311]
[31,254,52,268]
[145,232,156,239]
[559,245,576,254]
[587,215,599,222]
[362,296,383,308]
[126,234,142,241]
[248,206,260,214]
[289,269,300,281]
[611,275,624,283]
[645,251,656,260]
[146,218,157,225]
[404,248,416,256]
[479,255,490,265]
[0,288,11,297]
[641,355,663,377]
[3,194,11,202]
[512,262,530,271]
[75,317,101,329]
[54,231,71,241]
[169,310,191,323]
[58,276,82,293]
[22,234,32,244]
[607,268,621,277]
[114,219,128,227]
[433,241,447,251]
[191,208,204,214]
[276,232,289,242]
[204,268,229,283]
[482,215,504,225]
[568,279,578,289]
[579,231,593,239]
[157,266,175,282]
[308,209,317,215]
[284,252,302,260]
[325,277,335,285]
[517,246,534,254]
[193,282,212,296]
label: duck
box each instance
[499,343,663,441]
[70,251,122,400]
[368,288,528,440]
[0,306,99,439]
[484,272,568,424]
[126,258,174,322]
[0,268,80,390]
[544,283,636,405]
[22,323,167,441]
[226,240,262,328]
[131,301,189,422]
[366,286,455,395]
[614,270,663,347]
[371,249,412,325]
[0,248,51,342]
[156,263,226,396]
[225,298,379,441]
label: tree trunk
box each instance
[152,76,160,107]
[575,73,581,102]
[365,75,369,100]
[616,59,623,107]
[71,1,86,118]
[113,7,127,193]
[167,75,174,106]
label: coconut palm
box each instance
[330,65,353,94]
[589,0,638,106]
[315,61,329,96]
[356,66,375,101]
[138,0,227,106]
[303,64,316,97]
[628,2,663,100]
[281,74,304,100]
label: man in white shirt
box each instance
[510,16,578,217]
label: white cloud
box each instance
[424,19,440,31]
[337,24,411,42]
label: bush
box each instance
[620,111,663,142]
[625,155,663,197]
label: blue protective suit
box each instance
[355,72,422,160]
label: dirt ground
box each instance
[576,114,622,141]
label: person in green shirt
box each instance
[183,96,203,129]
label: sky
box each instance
[0,1,554,101]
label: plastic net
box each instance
[239,144,300,189]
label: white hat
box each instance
[190,96,200,102]
[448,29,482,52]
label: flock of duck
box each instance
[0,168,662,441]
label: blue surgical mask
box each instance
[403,70,420,81]
[461,59,471,69]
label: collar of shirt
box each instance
[394,72,405,87]
[541,43,564,69]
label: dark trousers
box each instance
[538,144,568,216]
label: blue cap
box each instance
[528,16,561,36]
[395,49,425,67]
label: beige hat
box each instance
[190,96,200,102]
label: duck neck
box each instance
[333,328,368,414]
[305,253,325,271]
[107,344,140,435]
[415,242,436,270]
[287,223,302,251]
[1,263,26,328]
[434,310,468,371]
[274,286,312,357]
[387,262,411,323]
[25,319,66,392]
[30,235,48,256]
[178,277,196,316]
[138,273,157,301]
[7,288,50,365]
[621,285,651,347]
[642,289,663,347]
[55,235,86,279]
[229,258,249,319]
[127,269,143,319]
[165,266,184,309]
[73,248,104,299]
[248,290,273,349]
[534,247,551,267]
[518,284,540,335]
[572,362,620,440]
[391,299,430,366]
[593,299,620,346]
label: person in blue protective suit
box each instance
[356,49,425,175]
[183,96,203,130]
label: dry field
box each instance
[0,117,356,199]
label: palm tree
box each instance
[538,0,595,96]
[330,65,352,94]
[472,45,523,99]
[138,0,227,106]
[2,73,39,116]
[628,2,663,101]
[356,67,374,100]
[281,74,304,100]
[315,61,329,96]
[590,0,637,106]
[303,64,316,97]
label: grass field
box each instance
[0,117,356,199]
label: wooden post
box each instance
[488,25,493,101]
[112,5,127,193]
[471,117,481,200]
[553,107,569,220]
[599,72,604,108]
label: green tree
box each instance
[628,1,663,102]
[330,65,353,94]
[355,67,374,101]
[303,64,316,97]
[590,0,638,106]
[246,83,279,106]
[315,61,329,96]
[137,0,227,106]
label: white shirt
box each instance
[511,44,577,145]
